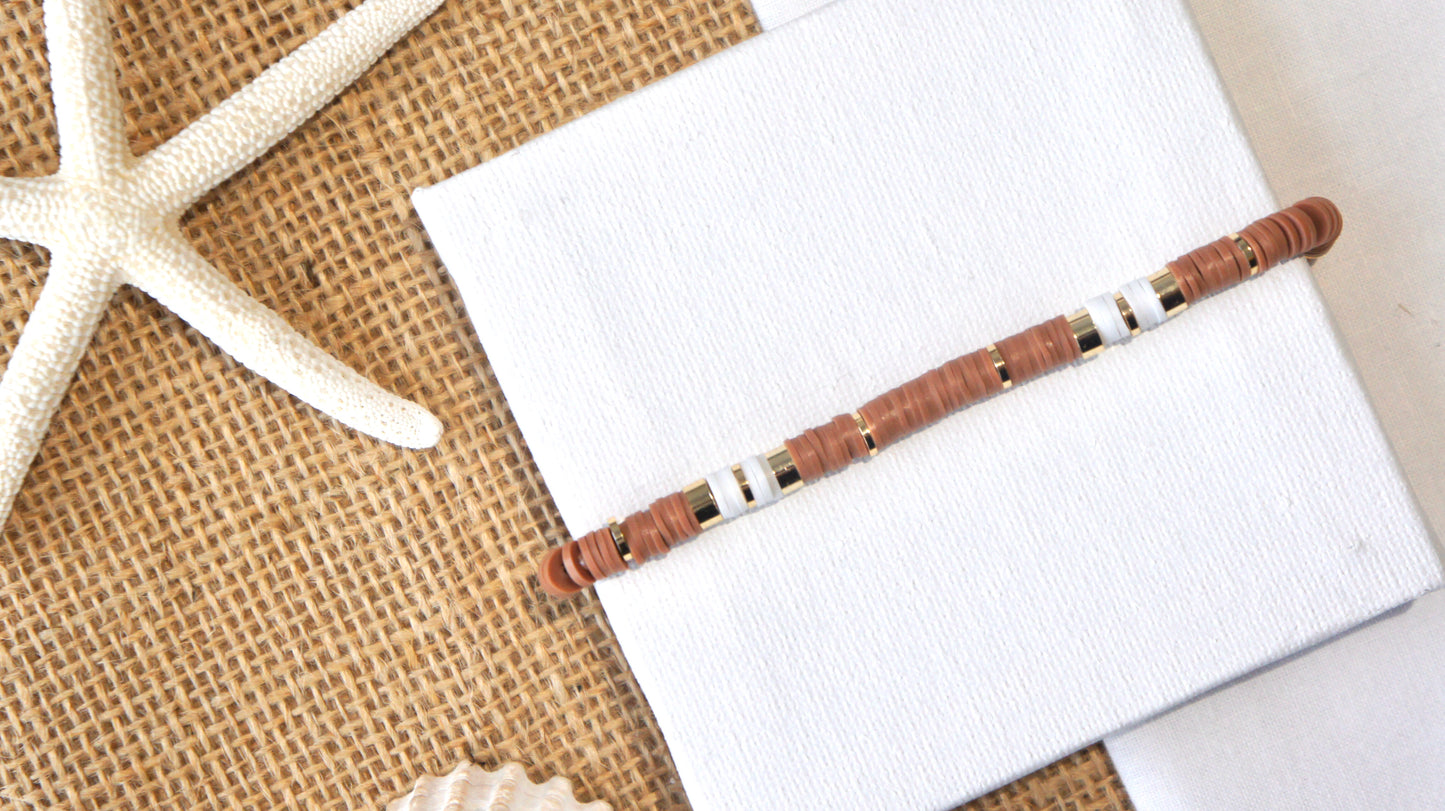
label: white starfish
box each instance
[0,0,447,528]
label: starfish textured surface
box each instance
[0,0,446,528]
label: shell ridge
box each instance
[388,762,611,811]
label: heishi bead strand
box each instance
[539,198,1344,598]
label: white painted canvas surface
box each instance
[413,1,1440,808]
[1107,2,1445,808]
[748,0,828,29]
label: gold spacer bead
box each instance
[1231,232,1260,276]
[765,445,805,495]
[1148,268,1189,317]
[1067,309,1105,360]
[683,479,724,530]
[986,343,1012,389]
[607,517,634,567]
[1113,291,1141,336]
[851,411,879,457]
[730,464,757,508]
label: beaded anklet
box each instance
[539,198,1343,598]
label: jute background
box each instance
[0,0,1132,807]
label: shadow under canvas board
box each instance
[414,0,1440,809]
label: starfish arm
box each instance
[130,0,444,216]
[0,176,68,247]
[0,248,121,528]
[44,0,132,179]
[121,231,442,449]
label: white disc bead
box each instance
[705,467,749,520]
[1120,277,1168,331]
[741,454,783,507]
[1084,293,1132,346]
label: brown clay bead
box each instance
[786,414,871,481]
[539,547,582,597]
[654,491,702,547]
[562,541,594,588]
[855,347,1006,451]
[624,512,667,562]
[541,488,719,595]
[1206,239,1243,288]
[1222,235,1253,282]
[1297,197,1342,258]
[858,388,909,449]
[576,529,602,582]
[785,431,825,481]
[1173,198,1343,303]
[995,315,1081,384]
[958,348,1006,402]
[584,526,626,579]
[1245,216,1290,269]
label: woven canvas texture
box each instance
[0,0,1131,808]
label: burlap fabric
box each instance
[0,1,1132,807]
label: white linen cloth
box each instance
[1107,2,1445,808]
[412,1,1441,808]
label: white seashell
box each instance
[387,761,612,811]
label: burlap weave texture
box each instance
[0,1,1129,808]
